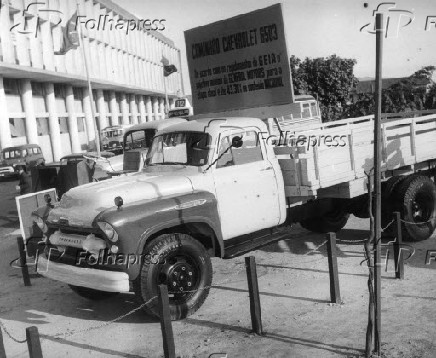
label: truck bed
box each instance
[271,111,436,201]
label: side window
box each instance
[232,131,263,165]
[216,131,263,168]
[216,136,233,168]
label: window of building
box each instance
[9,118,26,138]
[3,78,23,112]
[36,117,49,136]
[77,117,85,132]
[59,117,69,134]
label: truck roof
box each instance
[126,117,187,134]
[159,117,267,136]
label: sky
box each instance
[114,0,436,95]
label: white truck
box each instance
[34,110,436,320]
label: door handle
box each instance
[261,166,272,171]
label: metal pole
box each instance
[163,74,169,115]
[373,13,383,355]
[76,1,101,157]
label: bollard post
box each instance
[326,233,341,304]
[26,326,43,358]
[17,236,31,287]
[245,256,263,335]
[393,212,404,279]
[0,329,6,358]
[157,285,175,358]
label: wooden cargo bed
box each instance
[271,112,436,200]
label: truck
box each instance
[106,117,187,175]
[34,110,436,320]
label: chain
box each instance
[302,240,328,256]
[51,296,157,340]
[400,216,436,225]
[47,275,239,339]
[0,320,27,344]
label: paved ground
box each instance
[0,179,435,358]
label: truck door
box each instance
[213,129,281,240]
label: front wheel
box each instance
[133,233,213,320]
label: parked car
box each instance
[0,144,44,179]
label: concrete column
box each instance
[82,87,96,145]
[145,96,153,122]
[120,93,129,125]
[20,80,39,145]
[152,97,159,121]
[109,91,119,126]
[65,85,81,153]
[0,77,12,149]
[159,97,165,119]
[95,89,108,130]
[130,95,139,125]
[45,83,62,162]
[138,95,147,123]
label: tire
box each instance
[69,285,119,300]
[133,233,213,320]
[300,208,350,233]
[393,175,436,241]
[381,176,406,233]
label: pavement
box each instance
[0,179,435,358]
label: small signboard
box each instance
[16,188,57,240]
[185,4,294,118]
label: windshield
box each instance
[124,129,155,150]
[146,132,210,167]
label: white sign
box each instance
[185,4,294,117]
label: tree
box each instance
[290,55,358,121]
[346,66,436,117]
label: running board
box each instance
[223,226,292,259]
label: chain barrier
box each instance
[0,320,27,344]
[302,239,328,256]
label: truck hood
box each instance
[48,173,194,227]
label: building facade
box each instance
[0,0,183,162]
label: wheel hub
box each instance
[164,260,197,294]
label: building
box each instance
[0,0,183,162]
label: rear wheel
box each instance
[133,233,212,320]
[393,175,436,241]
[69,285,119,300]
[300,208,350,233]
[381,176,406,233]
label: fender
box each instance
[96,191,223,280]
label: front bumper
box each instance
[37,255,130,292]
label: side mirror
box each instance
[231,136,243,148]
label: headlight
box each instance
[97,222,118,242]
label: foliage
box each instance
[345,66,436,117]
[290,54,358,121]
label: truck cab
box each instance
[107,117,187,175]
[36,117,287,320]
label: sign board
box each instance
[185,4,294,117]
[16,188,57,240]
